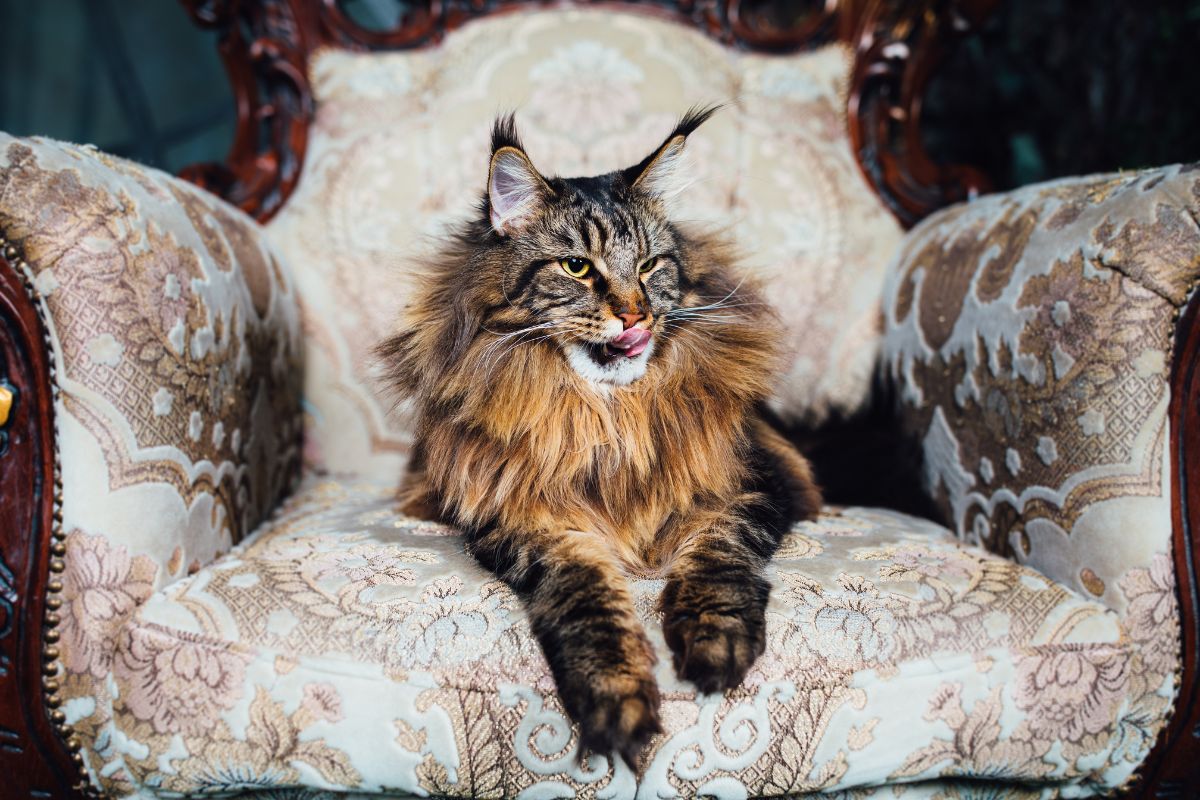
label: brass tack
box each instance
[42,662,59,676]
[45,611,60,627]
[44,629,60,643]
[46,694,61,709]
[53,510,64,523]
[51,542,66,556]
[3,244,17,260]
[77,765,88,778]
[67,736,81,752]
[45,596,62,610]
[71,752,83,765]
[57,723,73,738]
[49,559,65,573]
[43,646,59,661]
[50,709,65,724]
[44,679,60,693]
[47,579,63,593]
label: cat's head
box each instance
[479,106,721,387]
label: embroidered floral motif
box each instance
[115,625,253,736]
[97,476,1158,797]
[61,531,157,678]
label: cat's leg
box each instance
[397,442,447,521]
[661,422,820,693]
[466,525,662,766]
[658,510,775,693]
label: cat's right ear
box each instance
[487,115,551,236]
[488,147,550,236]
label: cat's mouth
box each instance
[584,328,653,366]
[565,327,655,386]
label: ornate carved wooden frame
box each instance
[177,0,1000,227]
[0,1,1196,797]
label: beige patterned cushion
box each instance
[0,134,304,794]
[80,476,1161,797]
[265,8,905,477]
[881,163,1198,793]
[220,782,1053,799]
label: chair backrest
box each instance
[182,0,995,478]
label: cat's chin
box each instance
[565,339,655,387]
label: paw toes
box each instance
[666,612,765,693]
[576,675,662,768]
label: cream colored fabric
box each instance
[219,786,1058,800]
[881,163,1199,794]
[0,134,304,795]
[88,476,1162,797]
[265,8,905,478]
[882,163,1198,612]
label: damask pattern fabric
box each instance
[217,785,1057,800]
[94,476,1164,797]
[265,8,905,477]
[881,163,1199,791]
[0,134,305,794]
[218,785,1053,800]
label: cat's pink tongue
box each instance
[609,328,652,358]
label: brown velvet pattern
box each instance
[882,163,1198,791]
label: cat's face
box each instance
[482,109,716,387]
[490,178,683,386]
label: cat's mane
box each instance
[378,226,782,569]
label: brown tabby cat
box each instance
[378,107,821,766]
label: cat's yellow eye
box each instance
[639,257,659,275]
[561,257,592,278]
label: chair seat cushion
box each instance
[101,477,1159,797]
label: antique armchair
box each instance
[1,1,1198,798]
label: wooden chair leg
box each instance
[0,243,89,798]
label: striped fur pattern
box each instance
[377,109,821,767]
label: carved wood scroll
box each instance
[0,241,90,798]
[178,0,998,226]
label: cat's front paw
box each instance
[568,669,663,769]
[661,584,767,694]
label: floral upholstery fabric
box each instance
[881,163,1199,791]
[265,8,905,477]
[87,476,1163,797]
[218,785,1061,800]
[0,134,304,794]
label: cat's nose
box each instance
[617,310,645,329]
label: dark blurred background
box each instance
[1,0,1198,190]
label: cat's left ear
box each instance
[623,104,721,198]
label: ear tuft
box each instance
[491,112,525,154]
[623,104,722,197]
[487,114,551,235]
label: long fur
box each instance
[376,111,820,766]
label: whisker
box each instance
[484,324,572,373]
[663,311,741,322]
[673,300,764,314]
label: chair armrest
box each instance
[0,134,303,795]
[883,163,1198,605]
[881,163,1200,792]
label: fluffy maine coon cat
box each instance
[378,107,821,766]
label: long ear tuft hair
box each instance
[621,103,722,193]
[491,112,525,155]
[671,103,722,139]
